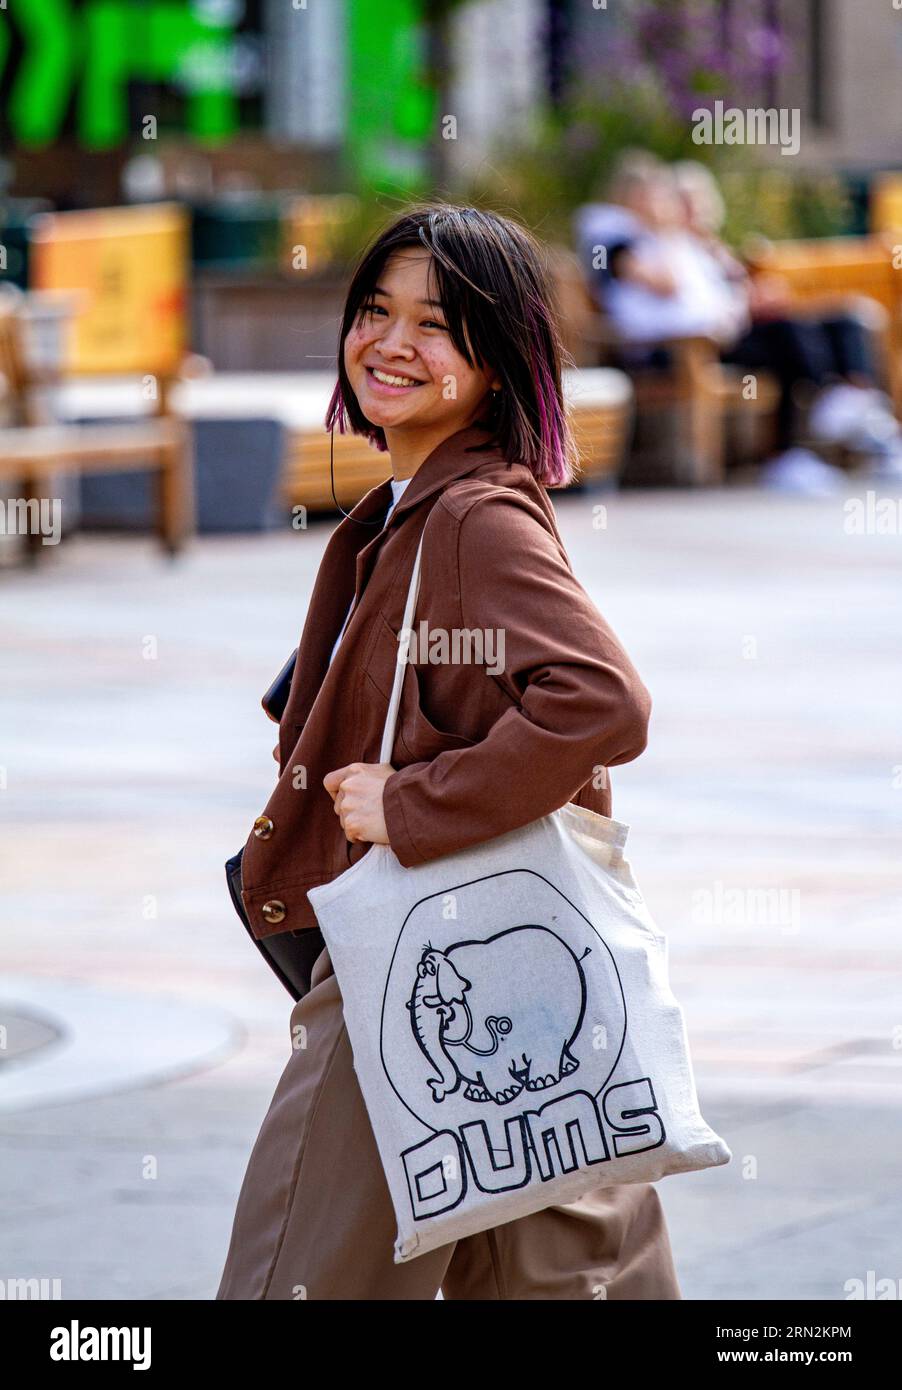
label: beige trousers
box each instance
[215,947,683,1301]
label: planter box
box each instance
[78,417,285,534]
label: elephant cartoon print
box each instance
[407,925,589,1106]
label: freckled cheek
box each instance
[345,325,377,364]
[418,347,458,390]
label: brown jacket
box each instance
[240,423,652,941]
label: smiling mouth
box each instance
[367,366,426,388]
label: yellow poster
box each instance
[871,175,902,234]
[29,203,189,377]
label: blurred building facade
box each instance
[1,1,900,210]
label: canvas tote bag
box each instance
[308,521,731,1264]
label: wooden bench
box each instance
[746,234,902,417]
[46,367,635,519]
[0,420,192,559]
[278,368,635,511]
[562,367,634,485]
[549,244,779,485]
[0,297,195,562]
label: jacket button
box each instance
[254,815,274,840]
[261,900,286,925]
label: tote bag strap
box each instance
[379,525,427,764]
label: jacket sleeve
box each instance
[382,493,652,867]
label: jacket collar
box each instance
[336,472,393,533]
[345,422,505,532]
[289,424,514,732]
[334,422,507,606]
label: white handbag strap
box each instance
[379,526,427,764]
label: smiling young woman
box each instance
[338,244,503,490]
[215,203,681,1302]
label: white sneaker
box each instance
[847,407,901,454]
[863,443,902,482]
[808,383,900,450]
[758,447,846,496]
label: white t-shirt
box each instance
[328,476,412,666]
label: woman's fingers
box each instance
[335,782,364,841]
[324,764,386,843]
[323,763,353,801]
[333,786,356,840]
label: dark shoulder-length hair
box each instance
[325,203,579,488]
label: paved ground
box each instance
[1,480,900,1300]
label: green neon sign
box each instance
[0,0,240,150]
[2,0,438,186]
[346,0,434,192]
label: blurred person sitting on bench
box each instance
[673,159,902,476]
[573,150,748,355]
[574,151,902,476]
